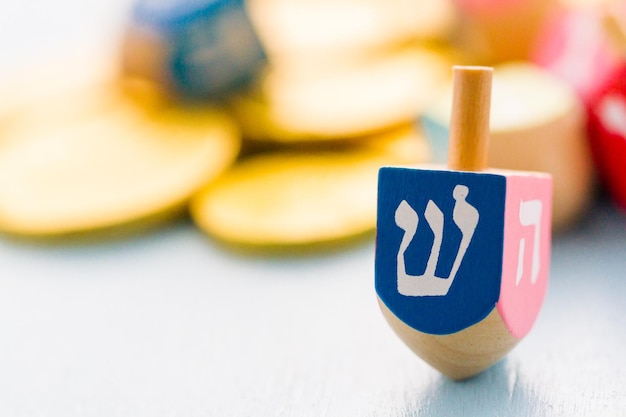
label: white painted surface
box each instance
[1,197,626,416]
[0,1,625,415]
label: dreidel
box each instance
[375,66,552,380]
[122,0,266,99]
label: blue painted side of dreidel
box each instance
[375,167,506,335]
[132,0,266,98]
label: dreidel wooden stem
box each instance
[448,66,492,172]
[375,65,552,381]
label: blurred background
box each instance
[0,0,625,247]
[1,1,626,416]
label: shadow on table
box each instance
[401,359,551,417]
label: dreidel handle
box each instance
[448,66,493,172]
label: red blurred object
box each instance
[533,3,626,210]
[587,65,626,210]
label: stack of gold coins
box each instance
[0,0,458,250]
[1,0,603,249]
[0,59,241,239]
[189,0,461,250]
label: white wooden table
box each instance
[1,2,625,415]
[1,195,625,416]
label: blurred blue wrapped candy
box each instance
[123,0,267,99]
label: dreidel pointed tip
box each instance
[378,296,519,381]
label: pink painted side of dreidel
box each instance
[497,173,552,339]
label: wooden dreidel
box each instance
[122,0,266,99]
[375,66,553,380]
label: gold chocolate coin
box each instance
[248,0,456,61]
[0,81,240,237]
[190,126,429,248]
[229,48,450,142]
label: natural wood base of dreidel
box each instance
[378,297,519,381]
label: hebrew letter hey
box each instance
[516,199,542,286]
